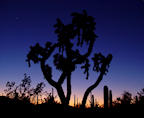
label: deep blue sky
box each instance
[0,0,144,105]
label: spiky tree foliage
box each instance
[26,10,112,107]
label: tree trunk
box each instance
[56,85,67,105]
[81,72,104,108]
[66,73,71,105]
[40,60,68,106]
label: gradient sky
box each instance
[0,0,144,105]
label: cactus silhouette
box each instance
[109,90,112,108]
[74,95,76,107]
[89,93,94,108]
[104,86,108,109]
[26,10,112,107]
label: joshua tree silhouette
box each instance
[26,10,112,107]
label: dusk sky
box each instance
[0,0,144,105]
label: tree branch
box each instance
[66,73,72,105]
[73,39,95,65]
[81,54,112,108]
[40,60,57,87]
[57,72,67,85]
[81,71,104,108]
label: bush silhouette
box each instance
[136,88,144,105]
[26,10,112,107]
[4,73,45,104]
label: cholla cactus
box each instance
[109,90,112,108]
[89,93,94,108]
[104,86,108,109]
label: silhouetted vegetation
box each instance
[104,86,108,109]
[111,89,144,113]
[0,10,143,114]
[1,81,144,113]
[26,10,112,108]
[3,73,45,104]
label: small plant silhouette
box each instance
[121,91,132,105]
[44,88,58,104]
[136,88,144,104]
[4,74,32,103]
[89,92,94,108]
[33,82,45,104]
[26,10,112,107]
[4,74,45,104]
